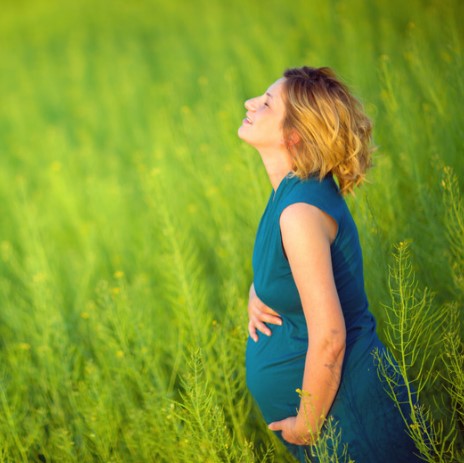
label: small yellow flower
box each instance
[111,287,121,296]
[403,52,414,63]
[18,343,31,351]
[116,350,124,358]
[32,272,47,283]
[0,241,12,261]
[85,363,95,375]
[441,51,452,63]
[114,271,124,279]
[86,300,97,311]
[206,186,218,197]
[50,161,62,173]
[38,345,51,354]
[80,312,90,320]
[187,203,198,214]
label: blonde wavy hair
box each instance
[282,66,374,195]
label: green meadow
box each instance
[0,0,462,461]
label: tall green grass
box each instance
[0,0,462,461]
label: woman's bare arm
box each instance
[268,202,346,444]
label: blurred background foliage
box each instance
[0,0,462,461]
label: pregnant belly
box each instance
[245,322,308,423]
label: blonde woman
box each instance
[238,67,421,462]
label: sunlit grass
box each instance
[0,0,462,461]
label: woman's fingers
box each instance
[249,306,282,326]
[261,312,283,325]
[248,319,270,340]
[248,320,258,342]
[254,318,272,337]
[258,304,281,317]
[268,417,308,445]
[247,286,282,341]
[249,317,275,339]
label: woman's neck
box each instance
[258,147,293,191]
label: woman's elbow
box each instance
[333,335,346,362]
[329,331,346,362]
[313,329,346,363]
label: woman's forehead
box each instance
[265,78,286,101]
[266,77,285,93]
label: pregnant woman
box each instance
[238,66,421,462]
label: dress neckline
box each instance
[272,172,294,201]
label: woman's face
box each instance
[238,78,287,150]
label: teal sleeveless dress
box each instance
[246,174,421,463]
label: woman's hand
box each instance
[268,416,312,445]
[248,283,282,342]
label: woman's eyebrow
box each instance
[266,92,273,98]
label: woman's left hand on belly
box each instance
[268,416,312,445]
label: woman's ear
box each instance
[287,130,301,147]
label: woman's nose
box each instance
[244,97,256,110]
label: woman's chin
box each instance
[237,125,249,141]
[238,126,255,144]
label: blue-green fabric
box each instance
[246,174,421,463]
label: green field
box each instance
[0,0,463,461]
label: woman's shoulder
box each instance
[282,174,342,208]
[275,174,350,232]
